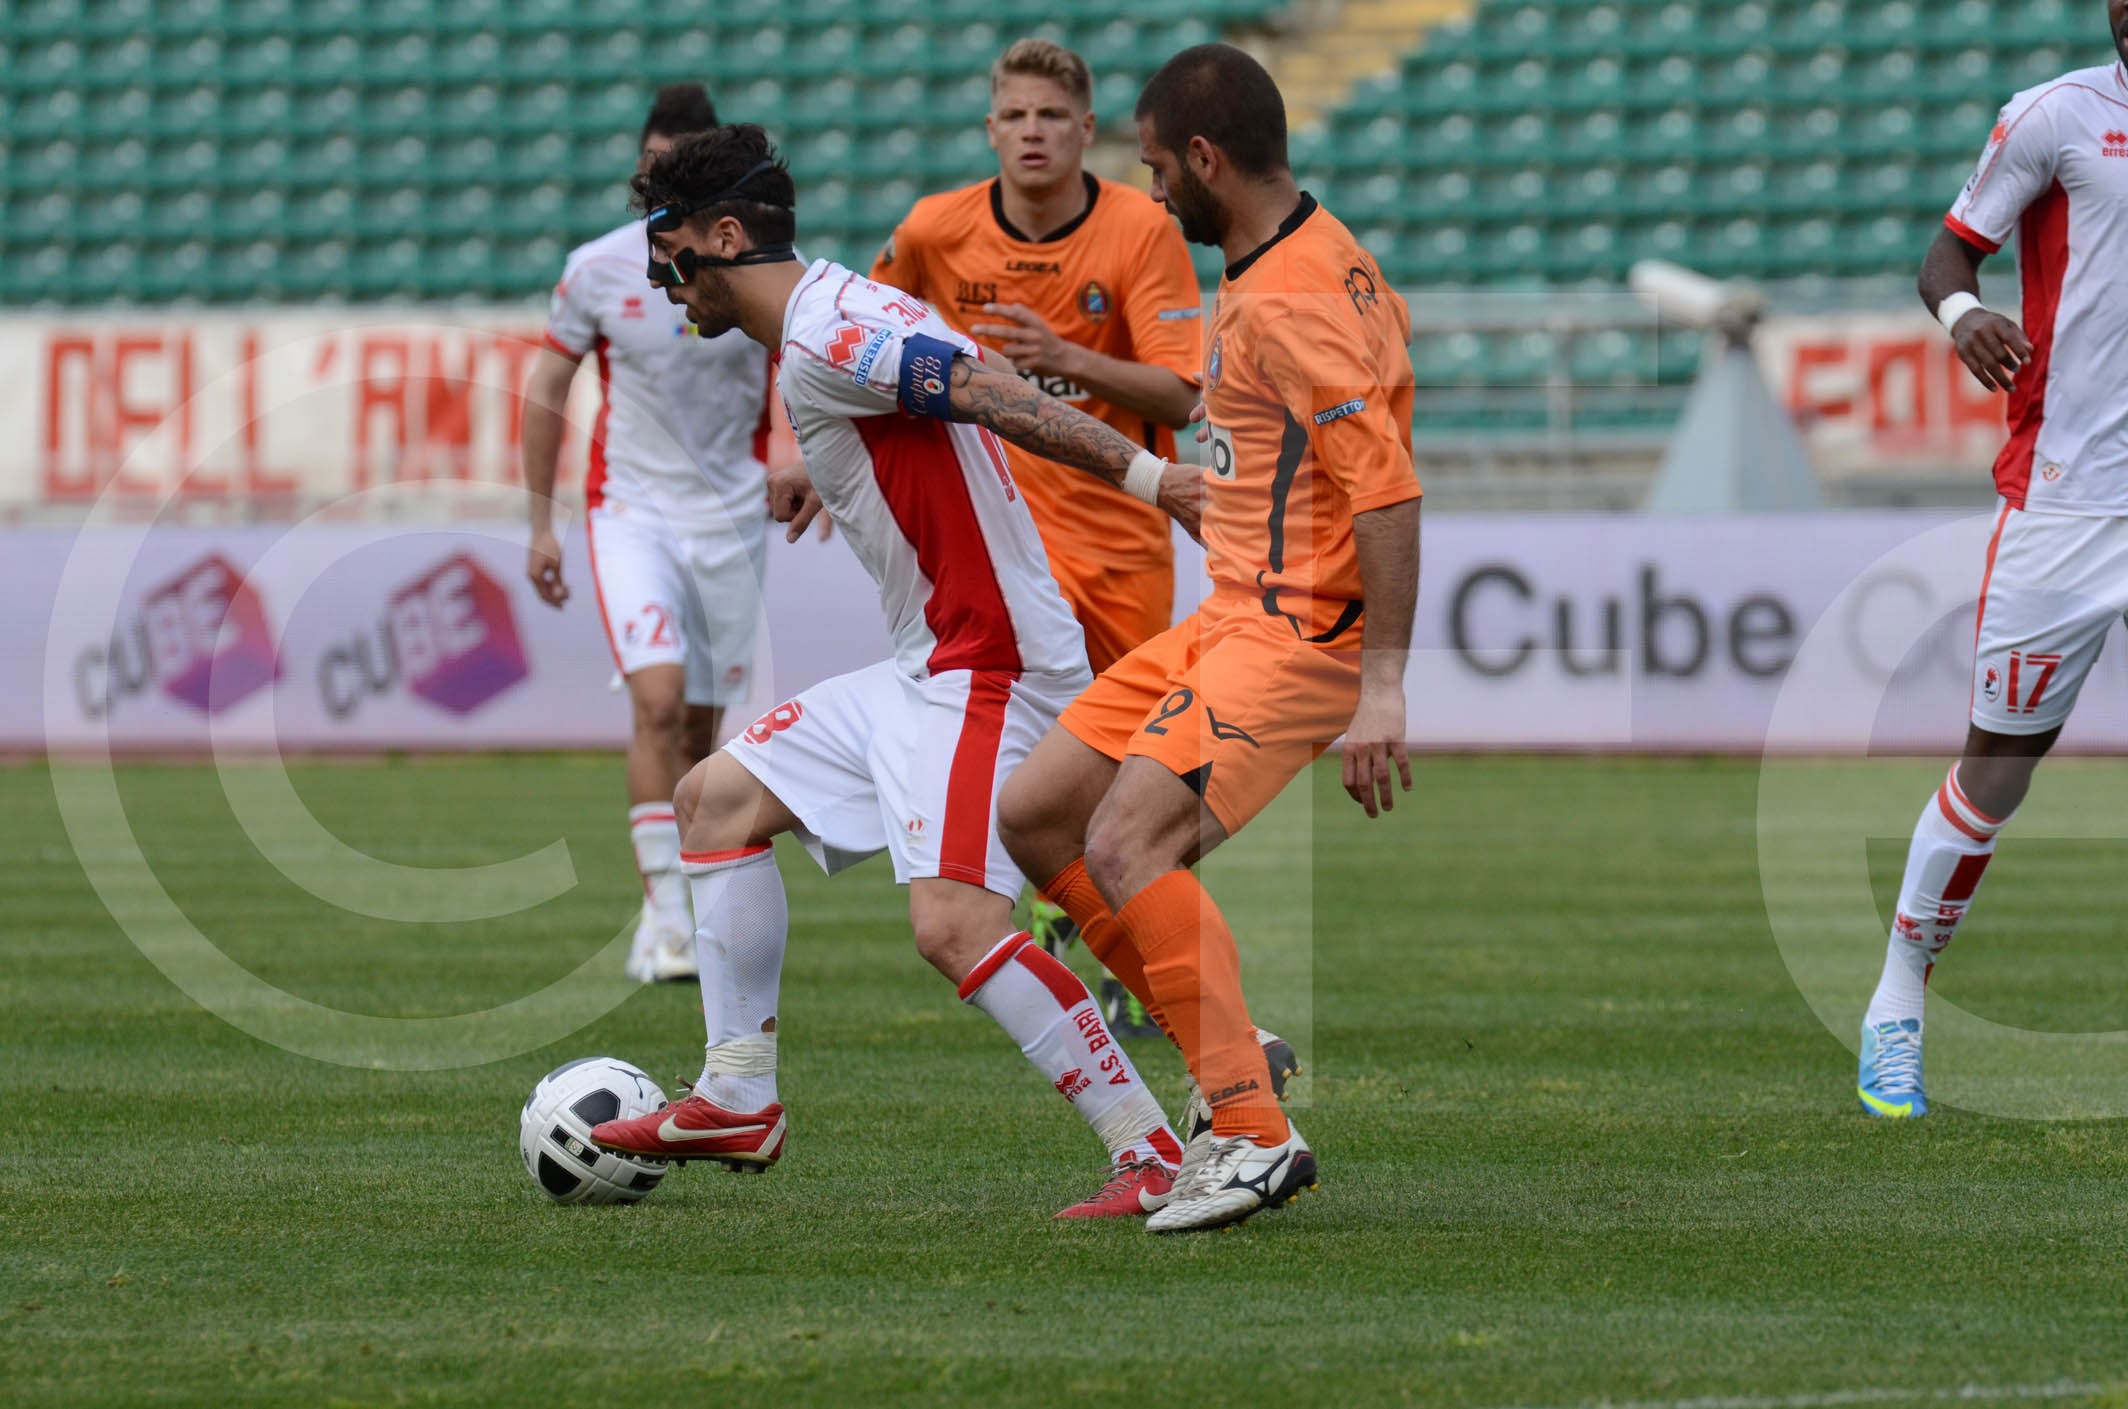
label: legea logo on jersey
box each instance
[318,553,528,719]
[73,553,282,720]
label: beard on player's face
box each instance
[680,269,740,335]
[1167,162,1227,247]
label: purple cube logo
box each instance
[388,553,527,714]
[141,554,280,714]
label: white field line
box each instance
[1485,1380,2111,1409]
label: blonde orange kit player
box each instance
[870,38,1203,674]
[998,44,1421,1234]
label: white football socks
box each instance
[960,932,1184,1170]
[684,844,788,1112]
[1866,765,2013,1027]
[629,802,691,935]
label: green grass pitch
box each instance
[7,755,2128,1408]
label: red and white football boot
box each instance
[1053,1159,1176,1219]
[590,1093,786,1172]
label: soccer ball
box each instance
[519,1057,670,1205]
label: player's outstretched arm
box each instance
[1920,227,2031,394]
[1344,499,1420,819]
[945,355,1202,535]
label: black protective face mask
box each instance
[644,159,798,286]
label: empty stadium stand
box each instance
[1288,0,2106,446]
[2,0,2108,499]
[1300,0,2100,290]
[0,0,1282,305]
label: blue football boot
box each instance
[1858,1018,1928,1119]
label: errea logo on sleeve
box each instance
[1313,399,1366,426]
[825,324,893,385]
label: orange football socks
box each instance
[1114,869,1288,1145]
[1040,858,1175,1044]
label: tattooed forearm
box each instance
[947,356,1141,482]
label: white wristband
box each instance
[1122,449,1167,506]
[1936,291,1985,335]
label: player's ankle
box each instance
[1208,1102,1289,1145]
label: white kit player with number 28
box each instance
[1857,1,2128,1120]
[585,124,1214,1219]
[523,86,777,985]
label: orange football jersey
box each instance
[1199,194,1419,642]
[870,174,1204,571]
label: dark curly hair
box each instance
[640,83,719,147]
[631,123,797,248]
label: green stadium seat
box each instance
[1253,0,2097,409]
[0,0,2092,432]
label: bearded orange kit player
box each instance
[870,38,1203,675]
[998,44,1421,1234]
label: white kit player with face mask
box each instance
[1858,5,2128,1118]
[523,87,775,984]
[585,124,1216,1219]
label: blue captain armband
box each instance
[897,333,963,421]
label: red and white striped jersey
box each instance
[774,263,1089,685]
[1947,62,2128,513]
[777,259,1089,681]
[546,221,771,533]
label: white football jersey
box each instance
[545,221,771,533]
[777,259,1088,680]
[1948,61,2128,514]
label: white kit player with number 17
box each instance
[585,124,1213,1219]
[1857,2,2128,1119]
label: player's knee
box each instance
[1958,726,2056,818]
[1081,813,1140,907]
[994,773,1050,870]
[907,909,981,981]
[672,759,710,834]
[908,916,956,975]
[905,884,1010,983]
[674,755,755,848]
[631,677,687,745]
[1957,754,2042,819]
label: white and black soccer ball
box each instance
[519,1057,669,1205]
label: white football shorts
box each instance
[584,500,767,708]
[1970,499,2128,735]
[723,660,1087,899]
